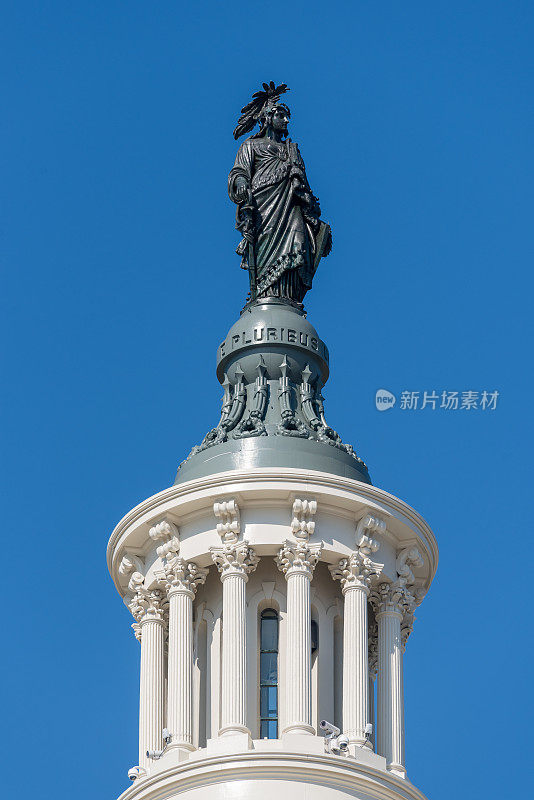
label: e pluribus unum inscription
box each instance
[218,325,329,362]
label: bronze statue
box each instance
[229,82,332,305]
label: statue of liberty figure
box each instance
[229,82,332,305]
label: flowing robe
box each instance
[229,136,330,302]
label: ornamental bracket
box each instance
[291,497,317,540]
[214,499,241,543]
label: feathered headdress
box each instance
[233,81,290,140]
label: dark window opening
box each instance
[311,618,319,654]
[260,609,279,739]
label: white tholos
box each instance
[108,468,438,800]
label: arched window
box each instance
[260,609,279,739]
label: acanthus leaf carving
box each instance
[369,544,426,650]
[276,540,322,579]
[210,541,258,579]
[125,569,167,626]
[127,585,167,624]
[163,555,208,596]
[330,523,382,592]
[369,581,416,618]
[400,610,415,650]
[400,584,426,650]
[330,551,375,593]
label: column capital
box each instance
[127,572,167,624]
[330,526,382,593]
[163,555,208,597]
[276,540,322,579]
[130,589,167,625]
[369,581,416,617]
[210,541,258,580]
[371,546,425,643]
[329,550,381,594]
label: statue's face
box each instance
[271,107,289,136]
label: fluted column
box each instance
[370,582,414,776]
[211,541,258,736]
[277,540,321,735]
[368,619,379,751]
[330,549,379,751]
[369,545,424,776]
[129,582,166,771]
[163,556,208,752]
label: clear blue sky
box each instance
[2,2,532,797]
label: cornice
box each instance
[107,468,438,593]
[117,750,429,800]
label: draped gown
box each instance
[229,136,330,302]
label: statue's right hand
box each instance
[235,177,249,201]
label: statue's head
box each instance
[259,102,291,138]
[233,82,290,140]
